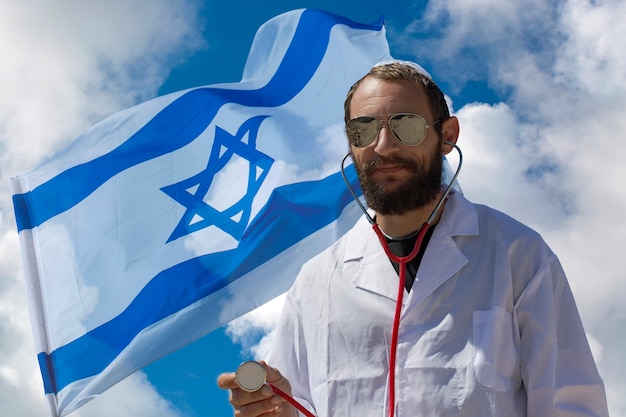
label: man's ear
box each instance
[440,116,460,155]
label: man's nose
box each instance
[373,120,400,157]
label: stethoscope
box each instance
[236,142,463,417]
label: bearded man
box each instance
[218,61,608,417]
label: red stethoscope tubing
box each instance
[372,222,431,417]
[270,383,316,417]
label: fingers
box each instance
[217,370,285,416]
[231,383,272,406]
[234,385,284,415]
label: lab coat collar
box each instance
[344,191,478,303]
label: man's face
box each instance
[348,77,443,215]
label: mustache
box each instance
[360,155,418,175]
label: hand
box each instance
[217,361,298,417]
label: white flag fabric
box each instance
[10,8,391,417]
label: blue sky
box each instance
[1,1,625,416]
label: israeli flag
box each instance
[11,8,391,417]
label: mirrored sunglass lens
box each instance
[389,114,426,145]
[347,117,380,147]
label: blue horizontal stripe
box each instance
[44,167,362,394]
[13,9,383,233]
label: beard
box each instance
[355,148,443,216]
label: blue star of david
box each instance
[161,115,274,243]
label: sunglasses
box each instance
[346,113,439,148]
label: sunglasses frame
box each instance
[346,113,439,148]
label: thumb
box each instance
[259,360,283,384]
[259,361,305,417]
[259,361,291,391]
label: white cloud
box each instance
[413,0,626,415]
[75,373,183,417]
[225,294,285,359]
[556,0,626,97]
[450,102,567,231]
[0,0,204,416]
[0,0,204,182]
[236,0,626,415]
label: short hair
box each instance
[343,63,450,136]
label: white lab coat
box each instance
[266,191,608,417]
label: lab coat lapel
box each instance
[344,215,400,301]
[408,192,478,307]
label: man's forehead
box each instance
[350,77,432,117]
[356,76,427,97]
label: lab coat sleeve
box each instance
[266,289,316,417]
[515,253,609,417]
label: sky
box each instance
[0,0,625,416]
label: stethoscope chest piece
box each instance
[236,361,267,392]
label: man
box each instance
[218,61,608,416]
